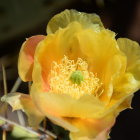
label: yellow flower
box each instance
[2,9,140,140]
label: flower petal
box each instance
[1,93,78,132]
[105,88,136,116]
[117,38,140,80]
[114,38,140,96]
[47,9,104,34]
[108,38,140,112]
[31,86,105,119]
[18,35,45,82]
[45,115,78,132]
[1,92,44,127]
[69,114,115,140]
[33,22,83,91]
[77,29,126,102]
[115,95,133,112]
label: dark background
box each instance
[0,0,140,140]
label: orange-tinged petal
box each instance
[69,114,115,140]
[44,113,115,140]
[18,35,45,82]
[1,92,44,127]
[31,87,105,119]
[33,22,83,90]
[1,92,78,132]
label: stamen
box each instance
[48,56,102,98]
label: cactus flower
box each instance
[2,9,140,140]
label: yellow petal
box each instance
[116,95,133,112]
[108,38,140,112]
[114,38,140,96]
[31,86,105,119]
[1,92,44,127]
[105,86,136,116]
[47,9,104,34]
[69,114,115,140]
[114,73,140,94]
[18,35,45,82]
[45,115,78,132]
[117,38,140,80]
[77,28,126,102]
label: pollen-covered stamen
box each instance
[48,56,103,98]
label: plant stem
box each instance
[10,77,26,126]
[2,64,7,140]
[2,130,6,140]
[2,64,7,95]
[0,116,38,136]
[10,77,22,93]
[0,116,57,139]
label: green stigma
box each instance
[70,70,84,85]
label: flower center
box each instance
[48,56,102,98]
[70,70,84,85]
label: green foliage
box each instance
[0,118,39,140]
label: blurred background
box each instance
[0,0,140,140]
